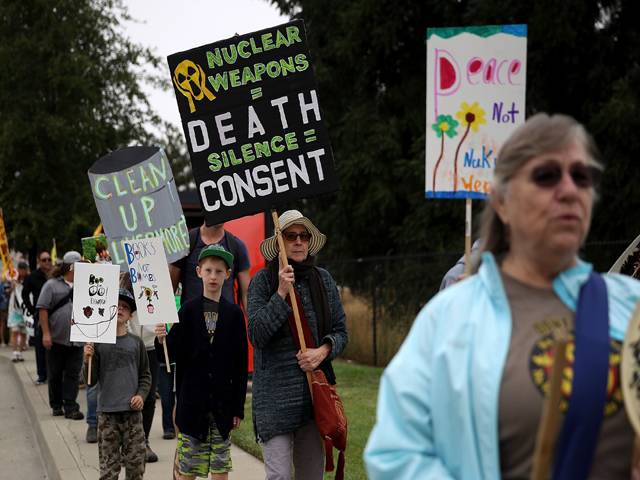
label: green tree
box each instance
[159,121,194,192]
[0,0,169,253]
[270,0,640,269]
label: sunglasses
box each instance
[283,231,312,242]
[40,257,52,262]
[529,162,601,189]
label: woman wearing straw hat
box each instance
[248,209,348,480]
[365,113,640,479]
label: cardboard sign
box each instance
[71,262,120,344]
[425,25,527,199]
[168,19,338,225]
[124,236,179,326]
[82,234,112,264]
[88,146,189,271]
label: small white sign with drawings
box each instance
[71,262,120,344]
[124,236,179,326]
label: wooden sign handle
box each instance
[87,355,92,386]
[464,198,472,275]
[271,209,314,399]
[163,339,171,373]
[531,339,569,480]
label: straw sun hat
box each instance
[259,210,326,261]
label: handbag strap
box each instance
[286,289,317,350]
[552,272,609,479]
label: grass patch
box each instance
[231,394,262,459]
[340,287,412,366]
[232,360,383,480]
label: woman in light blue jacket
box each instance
[365,113,640,479]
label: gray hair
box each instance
[478,113,603,258]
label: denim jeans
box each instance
[86,384,98,428]
[142,349,159,440]
[157,363,176,433]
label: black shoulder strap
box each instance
[49,287,73,316]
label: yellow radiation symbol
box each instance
[173,60,215,113]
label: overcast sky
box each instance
[123,0,288,129]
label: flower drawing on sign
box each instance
[431,114,459,191]
[432,114,459,139]
[453,102,487,192]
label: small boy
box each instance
[155,244,248,480]
[84,288,151,480]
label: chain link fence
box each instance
[322,240,632,367]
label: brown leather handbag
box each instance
[311,369,347,480]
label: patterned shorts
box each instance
[177,421,232,476]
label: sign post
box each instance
[271,209,314,397]
[531,339,569,480]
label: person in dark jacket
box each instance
[22,249,52,383]
[155,244,248,480]
[247,209,348,480]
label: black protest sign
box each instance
[167,19,338,225]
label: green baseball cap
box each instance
[197,244,234,269]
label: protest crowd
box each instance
[4,9,640,480]
[1,207,349,480]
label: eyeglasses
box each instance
[529,162,601,189]
[40,257,52,262]
[283,231,312,242]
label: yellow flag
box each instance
[51,238,57,265]
[0,209,16,280]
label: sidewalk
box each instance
[2,347,264,480]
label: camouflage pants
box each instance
[98,411,145,480]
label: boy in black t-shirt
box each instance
[155,244,248,480]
